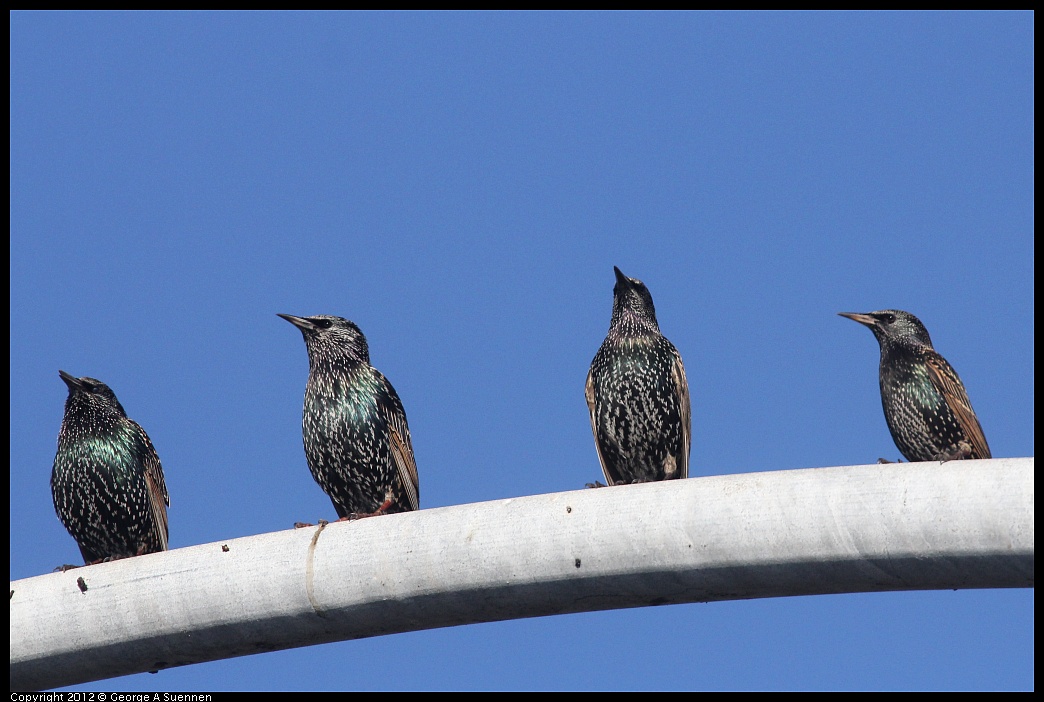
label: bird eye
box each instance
[316,319,333,329]
[884,313,896,324]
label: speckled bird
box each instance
[51,371,169,565]
[839,309,991,462]
[279,314,419,519]
[586,267,691,485]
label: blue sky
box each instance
[10,11,1033,691]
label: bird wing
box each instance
[585,367,615,486]
[131,419,170,551]
[924,351,991,459]
[380,383,420,511]
[671,351,691,479]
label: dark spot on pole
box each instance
[566,506,572,513]
[222,544,230,552]
[77,577,88,593]
[575,558,581,569]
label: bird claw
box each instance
[936,442,975,463]
[341,511,376,521]
[87,555,125,566]
[340,497,395,521]
[585,481,607,488]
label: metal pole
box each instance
[10,458,1034,690]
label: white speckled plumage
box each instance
[279,314,419,518]
[586,267,691,486]
[52,371,169,564]
[839,309,990,462]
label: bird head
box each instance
[838,309,934,351]
[278,314,371,364]
[58,370,128,417]
[611,266,660,332]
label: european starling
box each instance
[279,314,419,519]
[839,309,991,462]
[52,371,169,565]
[586,267,691,485]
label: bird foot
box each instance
[585,481,607,488]
[341,510,382,521]
[86,555,128,566]
[54,563,81,573]
[876,457,903,464]
[294,520,329,529]
[935,442,975,463]
[341,497,395,521]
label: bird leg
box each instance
[585,481,608,488]
[342,497,396,521]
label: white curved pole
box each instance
[9,458,1034,690]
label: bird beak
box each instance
[277,313,315,332]
[838,312,877,329]
[613,266,632,290]
[58,370,84,390]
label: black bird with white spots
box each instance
[51,371,169,565]
[839,309,991,462]
[279,314,419,519]
[586,267,691,486]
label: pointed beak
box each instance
[58,370,84,390]
[278,313,315,332]
[613,266,631,290]
[838,312,877,329]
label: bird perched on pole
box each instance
[51,371,169,565]
[586,267,691,486]
[279,314,419,521]
[839,309,991,462]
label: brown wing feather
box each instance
[924,351,991,459]
[380,384,420,511]
[132,419,169,551]
[388,420,419,511]
[585,368,614,485]
[671,352,691,479]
